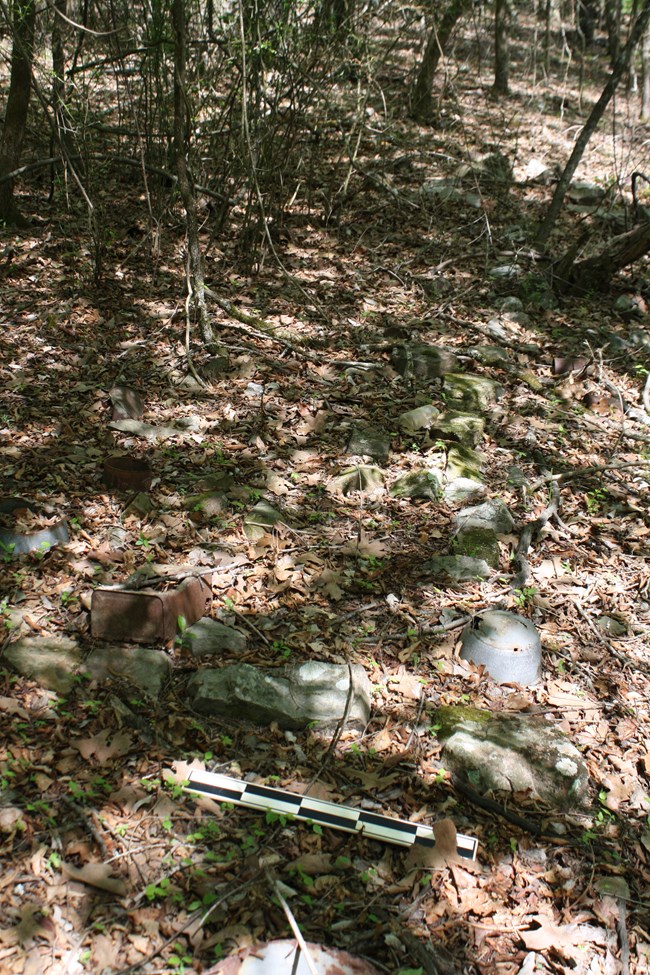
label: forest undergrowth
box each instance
[1,9,650,975]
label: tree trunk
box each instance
[641,20,650,117]
[411,0,472,121]
[0,0,37,224]
[604,0,622,64]
[171,0,215,348]
[535,0,650,247]
[552,218,650,294]
[493,0,511,95]
[577,0,597,45]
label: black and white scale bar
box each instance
[184,769,478,860]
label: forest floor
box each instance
[1,10,650,975]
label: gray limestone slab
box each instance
[4,636,82,694]
[187,661,371,730]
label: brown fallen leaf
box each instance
[521,914,607,952]
[62,861,127,896]
[15,904,54,947]
[0,696,29,719]
[73,729,133,763]
[405,818,460,873]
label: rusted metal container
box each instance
[91,573,212,643]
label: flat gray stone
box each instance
[187,661,371,730]
[443,478,487,504]
[568,181,606,205]
[330,466,385,496]
[430,411,485,447]
[397,405,440,434]
[421,180,463,204]
[185,491,228,518]
[391,344,459,380]
[436,707,590,810]
[109,419,194,440]
[507,466,531,489]
[3,636,81,693]
[443,374,503,411]
[346,425,390,461]
[109,385,145,421]
[614,294,646,320]
[243,500,285,539]
[390,469,442,501]
[182,618,248,656]
[488,264,522,280]
[496,296,524,312]
[85,646,171,697]
[124,493,155,518]
[455,498,514,535]
[452,527,500,568]
[446,444,483,481]
[467,346,511,366]
[423,555,491,581]
[595,616,627,637]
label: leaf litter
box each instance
[2,20,650,975]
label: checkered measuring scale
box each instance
[184,769,478,860]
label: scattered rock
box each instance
[175,414,206,432]
[124,493,155,519]
[85,645,171,697]
[186,491,228,519]
[107,525,128,549]
[182,618,248,656]
[391,344,459,380]
[496,296,524,312]
[243,500,285,539]
[467,345,511,366]
[109,386,145,421]
[455,498,514,534]
[446,444,484,481]
[413,272,456,297]
[430,411,485,446]
[501,309,532,328]
[110,419,193,440]
[423,555,491,581]
[202,355,230,378]
[397,405,440,433]
[421,179,463,204]
[452,527,500,568]
[567,180,606,205]
[485,319,512,342]
[507,466,531,489]
[4,636,82,694]
[192,472,234,493]
[187,661,372,730]
[519,158,555,185]
[443,478,487,504]
[443,374,503,411]
[595,616,627,637]
[390,469,442,501]
[346,425,391,461]
[615,294,647,320]
[435,707,590,809]
[488,264,522,280]
[330,466,385,496]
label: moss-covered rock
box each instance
[452,527,500,569]
[431,705,492,740]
